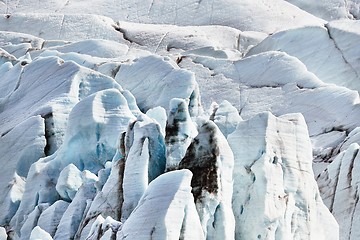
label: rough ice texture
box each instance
[0,227,7,240]
[76,159,123,239]
[121,115,166,221]
[85,215,122,240]
[115,55,202,116]
[179,121,235,239]
[211,100,243,138]
[54,183,97,240]
[19,203,50,240]
[247,26,360,92]
[0,55,122,156]
[117,170,205,240]
[317,143,360,240]
[1,0,325,33]
[37,200,70,237]
[0,13,124,42]
[0,116,45,226]
[165,98,198,170]
[10,89,135,238]
[1,1,357,239]
[29,226,53,240]
[326,20,360,81]
[228,112,338,240]
[55,164,84,201]
[337,127,360,153]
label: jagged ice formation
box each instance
[1,1,360,239]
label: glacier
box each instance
[1,1,360,239]
[228,112,338,239]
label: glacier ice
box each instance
[0,116,45,226]
[37,200,70,237]
[54,182,97,240]
[55,165,98,202]
[211,100,243,138]
[336,127,360,153]
[165,98,198,170]
[228,112,338,240]
[78,160,124,238]
[284,0,350,20]
[29,226,53,240]
[0,227,7,240]
[115,55,202,116]
[46,39,129,58]
[55,164,84,201]
[1,2,359,239]
[9,88,136,238]
[0,13,124,42]
[121,115,166,221]
[317,143,360,240]
[117,170,205,240]
[85,215,121,240]
[247,26,360,91]
[179,121,235,239]
[1,0,325,33]
[19,203,50,240]
[146,106,167,136]
[0,55,123,155]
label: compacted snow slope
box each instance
[0,1,359,239]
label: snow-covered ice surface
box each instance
[1,0,326,33]
[0,0,360,239]
[228,112,338,239]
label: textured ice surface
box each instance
[317,143,360,240]
[117,170,205,240]
[165,98,198,170]
[228,112,338,240]
[179,121,235,239]
[29,226,53,240]
[247,26,360,92]
[1,1,358,239]
[115,55,202,115]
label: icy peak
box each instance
[179,120,235,239]
[228,112,338,240]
